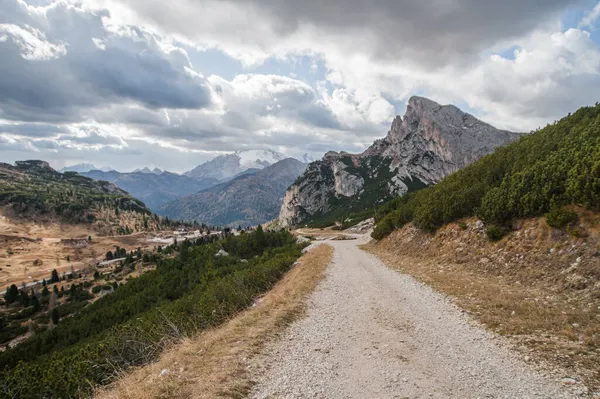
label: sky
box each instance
[0,0,599,173]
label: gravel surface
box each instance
[250,238,585,399]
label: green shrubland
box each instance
[373,104,600,240]
[0,228,305,398]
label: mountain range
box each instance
[279,96,522,227]
[161,158,307,227]
[80,170,218,211]
[60,163,114,173]
[54,97,526,229]
[184,149,288,181]
[80,150,307,225]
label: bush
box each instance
[91,286,102,294]
[458,222,468,230]
[486,225,509,241]
[545,207,578,229]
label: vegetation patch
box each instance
[0,228,306,398]
[373,104,600,239]
[546,206,578,229]
[96,244,334,399]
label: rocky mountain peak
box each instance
[279,96,522,227]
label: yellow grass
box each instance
[95,243,334,399]
[363,215,600,391]
[0,214,159,291]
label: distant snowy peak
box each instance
[133,167,163,174]
[235,149,287,170]
[185,149,287,181]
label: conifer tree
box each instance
[51,308,60,325]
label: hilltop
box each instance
[0,160,151,230]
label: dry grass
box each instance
[95,243,334,399]
[0,213,159,291]
[364,213,600,391]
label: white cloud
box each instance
[2,0,600,172]
[579,1,600,28]
[0,23,66,60]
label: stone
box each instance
[561,377,578,385]
[215,249,229,257]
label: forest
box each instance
[372,103,600,240]
[0,227,305,398]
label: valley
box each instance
[161,158,307,227]
[1,100,598,398]
[0,214,157,292]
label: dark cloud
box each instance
[0,0,211,124]
[244,0,582,65]
[0,123,68,137]
[121,0,582,67]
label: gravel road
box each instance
[250,238,584,399]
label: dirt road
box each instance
[250,238,583,398]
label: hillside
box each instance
[81,169,218,211]
[0,229,305,398]
[365,210,600,391]
[372,103,600,239]
[162,158,307,227]
[279,96,521,227]
[0,161,151,226]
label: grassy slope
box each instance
[373,104,600,239]
[96,244,334,399]
[0,231,305,398]
[366,210,600,391]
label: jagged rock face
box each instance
[333,160,364,197]
[279,96,521,227]
[375,96,520,184]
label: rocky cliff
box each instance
[279,96,521,227]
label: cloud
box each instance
[1,0,600,173]
[112,0,578,67]
[579,1,600,28]
[0,122,68,137]
[0,0,211,124]
[0,23,66,60]
[465,29,600,129]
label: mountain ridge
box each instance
[162,158,307,227]
[279,96,522,227]
[81,169,217,211]
[0,160,154,233]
